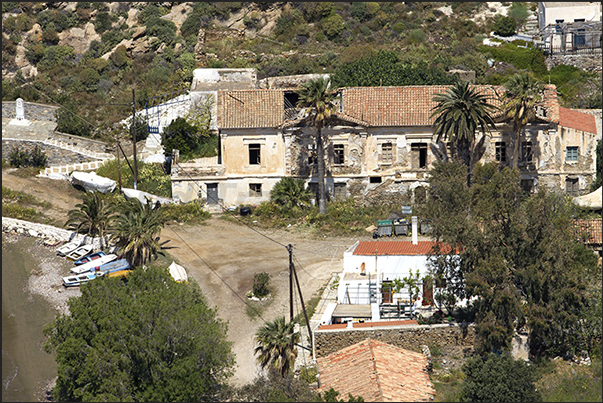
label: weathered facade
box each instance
[170,78,601,208]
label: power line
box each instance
[165,222,270,324]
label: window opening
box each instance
[333,144,345,165]
[381,142,393,163]
[411,143,428,168]
[249,183,262,197]
[566,146,579,162]
[521,141,532,163]
[495,142,507,162]
[249,143,261,165]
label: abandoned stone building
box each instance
[167,69,600,208]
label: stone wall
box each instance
[545,54,602,72]
[2,140,99,166]
[314,323,475,357]
[2,101,59,121]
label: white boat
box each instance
[122,188,173,206]
[65,244,94,261]
[62,272,103,287]
[56,240,82,256]
[168,261,188,282]
[70,254,118,274]
[70,171,116,193]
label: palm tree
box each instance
[501,72,544,169]
[109,198,166,267]
[254,316,300,377]
[296,77,337,215]
[65,192,115,250]
[270,177,313,211]
[430,81,498,181]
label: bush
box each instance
[252,272,271,298]
[8,146,30,167]
[161,201,211,223]
[493,15,517,37]
[56,101,91,137]
[322,14,345,40]
[30,145,48,168]
[461,353,541,402]
[408,28,426,44]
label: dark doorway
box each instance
[207,183,218,204]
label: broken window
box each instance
[521,179,534,194]
[411,143,428,168]
[521,141,532,163]
[249,143,261,165]
[381,142,393,163]
[369,176,382,184]
[495,141,507,162]
[249,183,262,197]
[284,91,300,120]
[565,178,579,194]
[308,143,317,165]
[333,144,345,165]
[566,146,579,162]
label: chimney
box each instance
[412,216,418,245]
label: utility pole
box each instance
[116,140,122,191]
[131,88,138,190]
[288,244,294,322]
[292,260,313,356]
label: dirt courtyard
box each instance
[2,169,369,386]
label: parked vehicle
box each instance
[62,272,102,287]
[56,240,82,256]
[74,251,106,265]
[66,244,94,261]
[70,254,118,275]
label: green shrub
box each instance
[252,272,271,298]
[1,204,44,222]
[78,68,100,92]
[8,146,30,167]
[56,100,91,137]
[161,201,210,223]
[38,45,75,70]
[493,15,517,37]
[30,145,48,168]
[322,14,345,40]
[408,28,426,43]
[145,16,177,45]
[460,353,541,402]
[479,43,547,77]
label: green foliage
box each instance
[228,369,320,402]
[162,116,217,160]
[110,198,166,267]
[270,177,313,211]
[8,146,30,167]
[161,201,211,224]
[8,145,48,168]
[252,272,271,298]
[96,159,171,198]
[408,28,426,44]
[55,100,91,137]
[322,13,345,40]
[109,44,129,68]
[145,16,177,45]
[460,353,541,402]
[43,267,235,402]
[351,2,379,22]
[493,14,517,37]
[78,67,100,92]
[254,316,300,377]
[29,144,48,168]
[422,161,600,357]
[2,2,18,13]
[479,42,547,77]
[331,50,456,88]
[507,2,530,26]
[66,192,115,250]
[2,186,51,223]
[37,45,74,70]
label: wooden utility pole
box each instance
[131,89,138,190]
[288,244,294,322]
[116,140,122,191]
[292,260,313,353]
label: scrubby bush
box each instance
[30,145,48,168]
[493,14,517,37]
[252,272,271,298]
[322,14,345,40]
[8,145,48,168]
[8,146,30,167]
[161,201,211,223]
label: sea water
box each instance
[2,236,58,402]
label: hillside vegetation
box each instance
[2,2,601,143]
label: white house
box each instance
[538,2,602,30]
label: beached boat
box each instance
[168,261,188,282]
[70,254,118,274]
[66,244,94,261]
[56,240,82,256]
[122,187,173,206]
[97,258,130,275]
[62,272,102,287]
[74,251,106,265]
[70,171,116,194]
[106,269,133,279]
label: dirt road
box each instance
[2,169,368,385]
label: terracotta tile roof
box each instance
[339,85,505,127]
[574,219,602,244]
[353,240,454,256]
[217,89,285,129]
[318,319,418,331]
[559,107,597,134]
[317,338,435,402]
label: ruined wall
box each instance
[315,323,476,357]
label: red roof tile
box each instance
[353,240,453,256]
[317,338,435,402]
[318,319,418,331]
[574,219,602,244]
[340,85,505,127]
[559,107,597,134]
[217,89,285,129]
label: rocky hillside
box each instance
[2,2,600,140]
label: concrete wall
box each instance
[539,2,601,29]
[191,68,257,91]
[314,322,475,357]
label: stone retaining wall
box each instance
[314,323,475,357]
[2,217,105,250]
[2,139,100,166]
[2,101,59,121]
